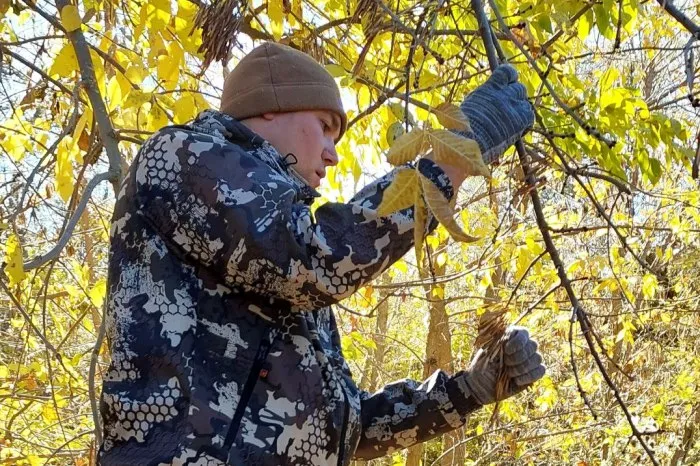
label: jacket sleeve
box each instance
[133,127,453,311]
[353,370,483,460]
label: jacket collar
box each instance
[191,110,321,203]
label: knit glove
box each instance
[456,65,535,165]
[459,326,545,406]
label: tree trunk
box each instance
[354,275,391,466]
[360,274,391,394]
[406,236,465,466]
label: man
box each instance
[99,42,544,465]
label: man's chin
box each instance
[310,174,323,189]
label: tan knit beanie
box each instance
[220,42,347,141]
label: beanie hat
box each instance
[220,42,347,141]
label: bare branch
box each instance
[0,45,74,96]
[23,171,113,270]
[489,7,618,148]
[656,0,700,39]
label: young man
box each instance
[99,42,544,465]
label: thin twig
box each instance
[0,277,63,364]
[89,302,108,446]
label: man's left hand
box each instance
[459,326,546,406]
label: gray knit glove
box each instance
[458,326,545,406]
[456,65,534,165]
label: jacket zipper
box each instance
[337,385,350,466]
[223,330,273,451]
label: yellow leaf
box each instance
[56,140,75,202]
[419,172,480,243]
[26,455,42,466]
[432,102,470,131]
[429,130,489,177]
[325,64,346,78]
[173,93,197,124]
[157,56,178,84]
[414,187,428,277]
[72,107,92,145]
[642,273,658,300]
[106,76,122,111]
[1,133,29,161]
[386,128,428,165]
[147,103,169,131]
[42,404,58,423]
[89,279,107,308]
[268,0,284,41]
[48,42,79,77]
[3,233,25,285]
[60,4,82,32]
[377,168,418,216]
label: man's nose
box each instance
[323,146,339,166]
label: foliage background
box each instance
[0,0,699,464]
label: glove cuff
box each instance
[447,370,485,417]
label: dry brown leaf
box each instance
[473,305,510,426]
[429,129,490,177]
[475,308,508,351]
[386,128,428,166]
[432,102,470,132]
[413,185,428,278]
[377,168,418,216]
[418,172,480,243]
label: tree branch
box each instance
[23,171,112,270]
[489,8,617,148]
[474,0,660,463]
[53,0,123,188]
[656,0,700,39]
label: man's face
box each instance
[259,110,342,189]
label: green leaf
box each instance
[594,5,612,39]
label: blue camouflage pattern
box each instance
[98,110,483,465]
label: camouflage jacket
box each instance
[99,110,483,466]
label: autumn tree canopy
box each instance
[1,0,699,464]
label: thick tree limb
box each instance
[19,1,123,270]
[53,0,122,187]
[656,0,700,39]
